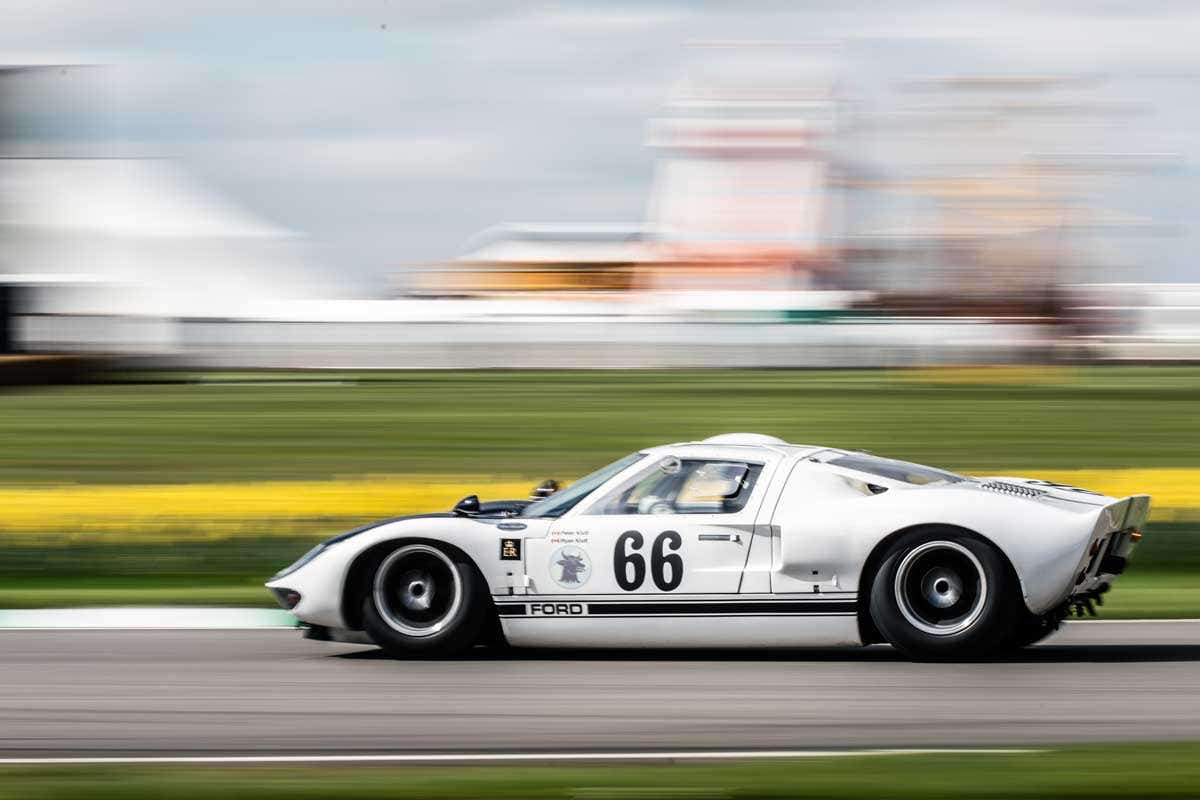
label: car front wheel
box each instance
[362,543,487,658]
[869,530,1018,661]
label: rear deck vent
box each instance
[978,481,1045,499]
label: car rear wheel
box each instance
[362,543,487,658]
[869,530,1019,661]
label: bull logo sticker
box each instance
[550,545,591,589]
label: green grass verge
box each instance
[0,580,270,609]
[4,744,1200,799]
[0,536,309,607]
[1088,572,1200,619]
[4,367,1200,484]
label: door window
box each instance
[589,457,763,515]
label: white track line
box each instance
[0,627,301,631]
[0,607,298,630]
[0,748,1038,766]
[1068,618,1200,624]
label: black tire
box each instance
[362,543,488,658]
[869,529,1020,661]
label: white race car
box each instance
[267,433,1150,660]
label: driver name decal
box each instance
[549,529,589,545]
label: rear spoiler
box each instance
[1071,494,1152,606]
[1099,494,1152,534]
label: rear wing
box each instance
[1097,494,1152,536]
[1074,494,1151,598]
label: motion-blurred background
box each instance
[0,2,1198,617]
[4,5,1200,798]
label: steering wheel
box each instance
[637,495,674,515]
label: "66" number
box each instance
[614,530,683,592]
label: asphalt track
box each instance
[2,620,1199,758]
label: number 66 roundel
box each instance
[614,530,683,591]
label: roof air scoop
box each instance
[702,433,788,446]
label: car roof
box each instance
[643,433,828,461]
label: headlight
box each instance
[271,543,326,581]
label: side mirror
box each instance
[530,479,561,500]
[452,494,481,516]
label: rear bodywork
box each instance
[770,458,1149,617]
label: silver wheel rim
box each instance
[894,541,988,636]
[373,545,463,637]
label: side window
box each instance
[590,457,763,515]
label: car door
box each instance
[525,454,773,597]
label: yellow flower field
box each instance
[0,477,534,542]
[0,468,1190,544]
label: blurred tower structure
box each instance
[640,41,841,292]
[443,42,849,299]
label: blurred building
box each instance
[1,51,1195,371]
[838,74,1162,327]
[430,43,842,302]
[0,66,336,363]
[435,224,651,294]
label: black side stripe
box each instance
[495,601,856,616]
[588,601,855,615]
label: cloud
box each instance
[216,135,494,182]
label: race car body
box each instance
[266,433,1150,660]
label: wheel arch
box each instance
[341,536,493,632]
[855,523,1023,645]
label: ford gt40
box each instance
[267,433,1150,660]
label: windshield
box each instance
[521,453,645,518]
[827,453,964,486]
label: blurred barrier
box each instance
[0,355,108,385]
[165,316,1050,369]
[0,607,295,628]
